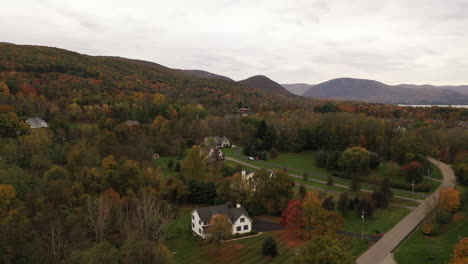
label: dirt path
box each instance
[355,158,456,264]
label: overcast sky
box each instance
[2,0,468,85]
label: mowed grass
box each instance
[394,185,468,264]
[343,207,411,235]
[166,210,368,264]
[155,156,182,178]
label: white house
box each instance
[205,148,225,164]
[191,204,252,239]
[25,117,48,129]
[204,136,231,148]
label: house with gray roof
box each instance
[25,117,48,129]
[204,136,231,148]
[191,204,252,238]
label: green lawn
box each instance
[394,212,467,264]
[394,185,468,264]
[156,156,182,178]
[165,209,368,264]
[342,207,411,235]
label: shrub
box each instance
[167,159,174,169]
[262,236,278,258]
[322,196,335,211]
[436,209,452,224]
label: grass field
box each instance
[165,210,368,264]
[343,207,411,235]
[394,185,468,264]
[155,156,182,178]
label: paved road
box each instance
[356,157,457,264]
[226,157,423,204]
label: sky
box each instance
[2,0,468,85]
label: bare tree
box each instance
[48,218,64,264]
[86,188,120,242]
[132,187,173,242]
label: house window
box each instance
[199,228,201,234]
[244,225,248,230]
[192,223,194,228]
[236,226,241,232]
[192,215,194,220]
[240,218,245,223]
[199,220,201,225]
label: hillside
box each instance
[175,69,234,82]
[302,78,468,104]
[0,43,301,117]
[282,83,314,96]
[397,84,468,95]
[239,75,292,96]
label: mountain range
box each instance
[1,42,467,105]
[283,78,468,105]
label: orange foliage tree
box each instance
[449,238,468,264]
[439,187,461,213]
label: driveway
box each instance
[252,218,284,232]
[356,157,457,264]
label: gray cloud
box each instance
[1,0,468,85]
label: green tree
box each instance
[65,242,121,264]
[269,147,279,159]
[174,161,181,172]
[454,159,468,186]
[293,236,354,264]
[262,236,278,258]
[182,145,207,180]
[167,159,174,169]
[337,192,349,216]
[338,147,369,191]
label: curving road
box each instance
[356,157,457,264]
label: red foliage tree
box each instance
[280,199,302,231]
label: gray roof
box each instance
[206,136,228,143]
[194,204,250,223]
[25,117,47,128]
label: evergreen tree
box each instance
[174,161,181,172]
[270,147,279,159]
[262,236,278,258]
[337,193,349,215]
[167,159,174,169]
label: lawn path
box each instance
[355,157,457,264]
[226,156,423,204]
[229,148,430,199]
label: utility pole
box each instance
[412,179,415,196]
[361,209,365,240]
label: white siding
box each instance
[231,214,252,235]
[191,211,207,238]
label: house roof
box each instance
[205,136,229,143]
[194,204,250,223]
[25,117,47,128]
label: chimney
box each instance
[236,203,241,208]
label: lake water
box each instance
[397,105,468,109]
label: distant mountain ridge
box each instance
[239,75,292,96]
[175,69,234,82]
[283,78,468,104]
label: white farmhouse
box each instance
[25,117,48,129]
[191,204,252,238]
[204,136,231,148]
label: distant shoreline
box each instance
[397,104,468,109]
